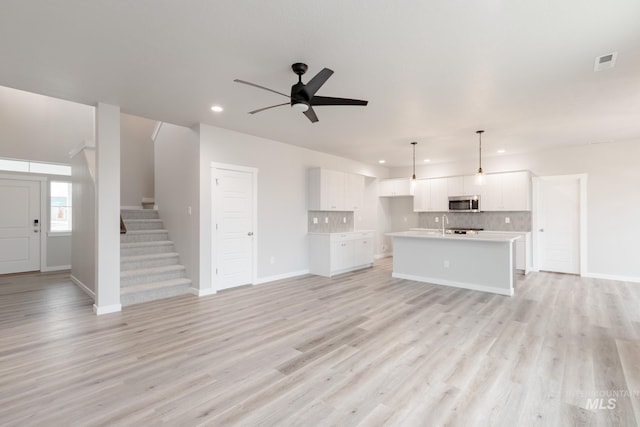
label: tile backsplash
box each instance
[308,211,354,233]
[418,211,532,232]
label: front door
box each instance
[213,165,256,290]
[537,176,580,274]
[0,178,41,274]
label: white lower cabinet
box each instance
[309,231,374,277]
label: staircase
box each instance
[120,209,192,306]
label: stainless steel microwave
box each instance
[448,195,480,212]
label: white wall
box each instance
[197,124,389,292]
[120,113,156,207]
[389,139,640,280]
[0,85,94,164]
[154,123,200,288]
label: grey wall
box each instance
[71,148,95,293]
[47,235,71,267]
[388,139,640,280]
[120,113,156,207]
[154,123,200,288]
[0,86,95,273]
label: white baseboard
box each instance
[93,303,122,315]
[374,252,392,260]
[41,265,71,273]
[392,272,514,296]
[584,272,640,283]
[70,274,95,299]
[254,269,310,285]
[121,205,142,210]
[190,287,217,297]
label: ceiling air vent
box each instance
[594,51,618,72]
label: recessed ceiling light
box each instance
[210,105,224,113]
[378,160,386,164]
[423,159,431,163]
[497,149,506,154]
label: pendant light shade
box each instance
[475,130,485,185]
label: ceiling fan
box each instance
[234,63,368,123]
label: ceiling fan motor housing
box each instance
[291,80,310,110]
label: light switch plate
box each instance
[505,217,510,224]
[313,217,318,224]
[324,217,329,224]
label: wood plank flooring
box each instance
[1,259,639,426]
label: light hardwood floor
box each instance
[1,259,639,426]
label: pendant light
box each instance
[410,141,417,195]
[475,130,485,185]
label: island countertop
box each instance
[387,230,520,243]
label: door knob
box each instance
[248,232,254,236]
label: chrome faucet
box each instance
[441,214,449,235]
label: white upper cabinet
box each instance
[463,175,484,197]
[413,178,448,212]
[308,168,365,211]
[345,173,365,211]
[446,176,464,197]
[388,170,532,212]
[379,178,412,197]
[481,171,531,211]
[413,179,430,211]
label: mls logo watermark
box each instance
[585,398,616,410]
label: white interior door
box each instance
[213,166,256,290]
[537,176,580,274]
[0,179,41,274]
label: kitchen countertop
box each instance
[308,230,374,235]
[388,230,520,243]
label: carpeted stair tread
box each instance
[120,264,185,279]
[120,278,192,295]
[121,252,180,263]
[120,240,174,249]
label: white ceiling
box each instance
[1,1,639,167]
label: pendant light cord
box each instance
[411,142,417,180]
[476,130,484,174]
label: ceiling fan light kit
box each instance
[234,62,368,123]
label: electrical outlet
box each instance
[403,216,407,223]
[443,260,450,268]
[324,217,329,224]
[269,256,275,265]
[187,206,192,215]
[505,217,510,224]
[343,217,346,223]
[313,217,318,224]
[435,217,439,223]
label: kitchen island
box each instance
[387,230,520,296]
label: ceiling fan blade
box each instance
[302,68,334,98]
[233,79,291,99]
[248,102,290,114]
[303,106,319,123]
[310,96,368,106]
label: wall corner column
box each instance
[94,102,121,315]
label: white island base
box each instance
[388,231,519,296]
